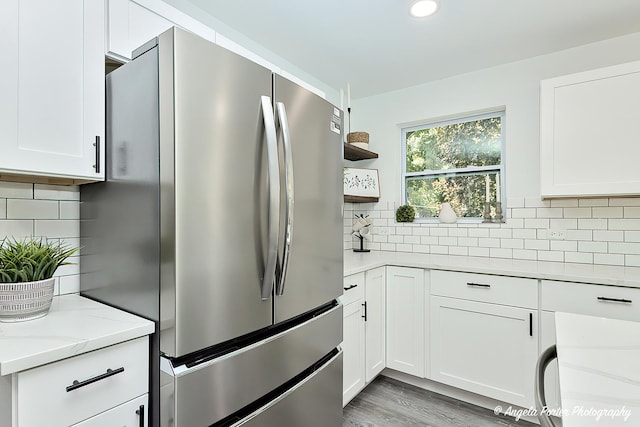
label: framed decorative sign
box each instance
[344,167,380,198]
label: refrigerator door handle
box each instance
[261,96,280,301]
[275,101,294,296]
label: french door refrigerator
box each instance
[80,27,343,427]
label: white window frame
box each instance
[401,110,506,223]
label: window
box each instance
[402,111,504,220]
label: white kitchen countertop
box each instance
[555,312,640,426]
[0,294,154,375]
[344,251,640,288]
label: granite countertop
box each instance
[0,294,154,375]
[555,312,640,426]
[344,251,640,288]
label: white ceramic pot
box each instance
[0,277,56,322]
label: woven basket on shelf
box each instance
[347,132,369,143]
[0,277,55,322]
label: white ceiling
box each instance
[183,0,640,98]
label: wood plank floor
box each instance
[343,377,537,427]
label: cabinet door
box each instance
[342,301,365,406]
[72,394,148,426]
[430,296,538,408]
[0,0,104,181]
[540,311,561,412]
[386,267,425,378]
[540,60,640,197]
[365,266,386,382]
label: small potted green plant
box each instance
[0,238,78,322]
[395,205,416,223]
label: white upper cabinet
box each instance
[106,0,216,61]
[540,61,640,198]
[0,0,104,182]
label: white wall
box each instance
[349,32,640,202]
[345,32,640,267]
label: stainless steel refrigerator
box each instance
[81,27,343,427]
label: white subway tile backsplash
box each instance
[609,242,640,255]
[578,198,609,207]
[578,219,607,230]
[565,252,593,264]
[7,199,59,220]
[468,228,489,238]
[536,207,563,218]
[58,275,80,294]
[478,238,500,248]
[513,249,537,260]
[609,219,640,230]
[0,182,33,199]
[594,253,625,266]
[524,218,550,229]
[343,195,640,267]
[563,208,592,218]
[624,207,640,218]
[538,251,564,262]
[609,198,640,206]
[550,240,578,252]
[404,235,420,244]
[34,220,79,239]
[511,208,536,218]
[500,239,524,249]
[593,230,624,242]
[592,207,623,219]
[34,184,79,201]
[0,220,33,238]
[550,199,579,208]
[468,247,490,257]
[566,230,592,241]
[490,248,512,259]
[578,241,607,253]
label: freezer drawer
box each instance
[160,303,342,426]
[233,351,342,427]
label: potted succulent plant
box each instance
[0,238,78,322]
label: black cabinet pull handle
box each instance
[66,367,125,392]
[529,313,533,337]
[467,282,491,288]
[362,301,368,322]
[93,135,101,173]
[343,284,358,291]
[136,404,145,427]
[597,296,632,304]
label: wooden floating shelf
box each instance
[344,195,379,203]
[343,142,378,161]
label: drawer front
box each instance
[72,394,148,427]
[17,337,149,427]
[541,280,640,321]
[340,272,365,306]
[431,270,538,309]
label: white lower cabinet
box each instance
[341,268,386,406]
[364,267,386,382]
[342,298,366,406]
[430,296,538,408]
[10,337,149,427]
[386,266,425,378]
[73,394,148,426]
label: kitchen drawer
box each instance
[431,270,538,309]
[341,272,365,306]
[17,337,149,427]
[73,394,148,426]
[541,280,640,321]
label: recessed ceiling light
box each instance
[410,0,439,18]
